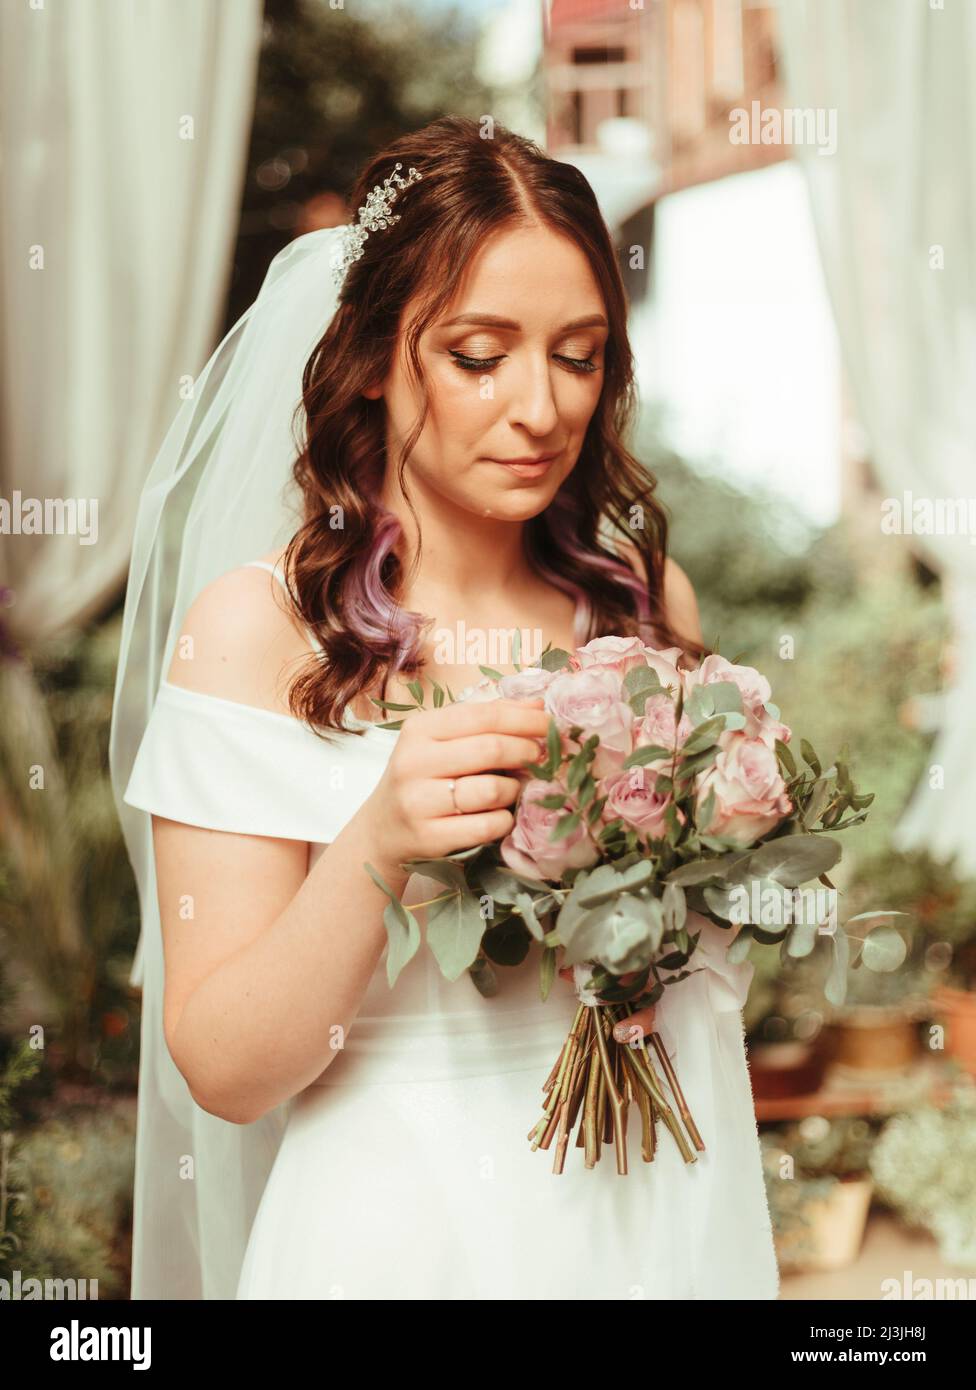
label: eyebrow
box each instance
[439,312,608,332]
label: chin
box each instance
[476,483,559,520]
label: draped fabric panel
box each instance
[778,0,976,875]
[0,0,263,640]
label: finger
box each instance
[420,731,551,779]
[425,806,522,854]
[612,1007,656,1044]
[426,772,522,816]
[422,696,550,743]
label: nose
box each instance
[507,352,560,439]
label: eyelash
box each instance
[449,349,600,375]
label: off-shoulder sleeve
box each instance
[123,681,391,843]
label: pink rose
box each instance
[746,708,792,747]
[600,766,682,841]
[500,778,600,882]
[634,692,695,772]
[573,635,649,678]
[543,667,634,779]
[643,645,685,697]
[682,654,771,714]
[456,677,501,705]
[695,731,793,848]
[497,666,557,699]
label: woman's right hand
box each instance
[359,696,551,876]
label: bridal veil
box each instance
[109,225,347,1299]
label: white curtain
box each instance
[777,0,976,878]
[0,0,263,641]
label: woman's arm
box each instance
[158,803,409,1126]
[155,565,548,1126]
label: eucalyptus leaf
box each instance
[802,778,832,830]
[578,858,654,906]
[514,890,546,941]
[561,892,661,973]
[476,863,550,904]
[727,924,754,963]
[662,880,687,934]
[775,738,796,776]
[824,927,850,1007]
[539,648,572,672]
[745,833,842,887]
[861,925,908,973]
[786,919,818,959]
[549,808,582,842]
[622,743,673,769]
[539,941,557,1000]
[382,901,421,988]
[681,715,726,752]
[703,681,744,715]
[426,891,489,981]
[404,859,469,892]
[482,917,531,967]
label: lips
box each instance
[490,453,559,477]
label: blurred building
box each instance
[543,0,877,543]
[544,0,785,194]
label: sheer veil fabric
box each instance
[109,227,349,1299]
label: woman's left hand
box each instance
[558,966,656,1040]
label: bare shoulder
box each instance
[661,557,703,644]
[612,536,703,646]
[165,556,312,712]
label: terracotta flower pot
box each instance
[828,1005,918,1072]
[931,985,976,1075]
[748,1040,829,1099]
[775,1175,874,1272]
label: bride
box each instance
[112,115,779,1300]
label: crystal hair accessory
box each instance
[331,161,423,290]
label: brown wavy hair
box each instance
[283,115,709,736]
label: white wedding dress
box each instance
[124,559,780,1301]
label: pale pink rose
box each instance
[695,730,793,848]
[573,635,649,678]
[600,767,683,840]
[456,676,501,705]
[682,653,771,714]
[634,693,695,768]
[543,667,634,779]
[642,645,685,697]
[746,707,793,747]
[500,778,600,882]
[497,666,558,699]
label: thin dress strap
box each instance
[243,558,323,654]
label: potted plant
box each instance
[825,955,932,1074]
[761,1114,877,1272]
[846,847,976,1075]
[869,1080,976,1268]
[930,942,976,1076]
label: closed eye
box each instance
[449,349,600,375]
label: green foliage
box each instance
[228,0,515,330]
[760,1116,879,1251]
[0,1101,134,1298]
[870,1082,976,1267]
[0,615,140,1082]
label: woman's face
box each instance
[366,222,608,520]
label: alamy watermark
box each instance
[729,101,837,157]
[881,491,976,543]
[0,491,98,545]
[1,1268,98,1299]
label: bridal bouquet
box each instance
[365,632,899,1175]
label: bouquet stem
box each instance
[530,1001,703,1173]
